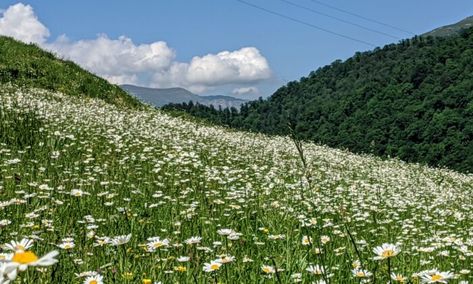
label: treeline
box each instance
[163,29,473,173]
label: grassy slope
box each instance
[0,87,472,283]
[0,36,142,108]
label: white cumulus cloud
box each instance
[0,3,272,94]
[47,35,176,83]
[151,48,271,93]
[0,3,49,44]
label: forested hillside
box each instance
[164,28,473,173]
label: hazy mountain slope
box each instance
[121,84,247,109]
[0,36,141,108]
[164,28,473,173]
[423,16,473,37]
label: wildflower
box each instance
[203,260,222,272]
[302,235,312,246]
[0,262,18,283]
[58,241,75,250]
[391,273,407,282]
[176,256,190,262]
[420,269,454,283]
[218,255,235,264]
[75,271,98,278]
[261,265,275,274]
[306,264,325,275]
[217,228,236,236]
[3,239,34,252]
[93,237,110,247]
[227,233,241,240]
[84,273,104,284]
[320,235,330,244]
[373,243,400,260]
[70,189,89,197]
[174,266,186,272]
[142,279,152,284]
[184,236,201,245]
[10,250,59,271]
[146,237,169,251]
[110,234,131,246]
[352,268,372,278]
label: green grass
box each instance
[1,86,472,283]
[0,36,142,109]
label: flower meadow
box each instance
[1,87,473,283]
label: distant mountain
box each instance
[121,84,248,109]
[423,16,473,37]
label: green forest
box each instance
[163,28,473,173]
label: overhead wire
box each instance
[308,0,415,35]
[236,0,376,47]
[279,0,399,40]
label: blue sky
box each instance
[1,0,472,99]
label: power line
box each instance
[309,0,414,35]
[279,0,399,40]
[236,0,376,47]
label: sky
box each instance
[1,0,472,99]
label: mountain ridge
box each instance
[423,15,473,37]
[121,84,248,109]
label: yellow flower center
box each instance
[175,266,187,272]
[431,274,442,281]
[210,264,220,271]
[262,267,272,273]
[12,251,38,264]
[382,249,394,258]
[153,243,162,248]
[356,271,365,277]
[90,281,97,284]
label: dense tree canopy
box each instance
[163,29,473,173]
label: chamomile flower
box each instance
[10,250,59,271]
[83,273,104,284]
[420,269,454,283]
[3,239,34,252]
[58,241,75,250]
[184,236,201,245]
[373,243,400,260]
[352,268,372,278]
[203,260,222,272]
[217,229,235,236]
[391,273,407,282]
[261,265,275,274]
[302,235,312,246]
[218,255,235,264]
[146,237,169,251]
[110,234,131,246]
[0,262,18,284]
[176,256,190,262]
